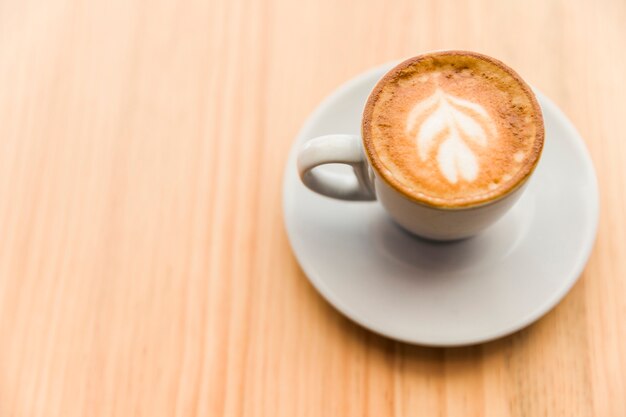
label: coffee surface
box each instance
[363,52,543,207]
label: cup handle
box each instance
[297,134,376,201]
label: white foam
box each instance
[437,133,478,183]
[406,87,497,184]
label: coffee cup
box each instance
[297,51,544,241]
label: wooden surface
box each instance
[0,0,625,415]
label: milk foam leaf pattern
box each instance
[405,88,497,184]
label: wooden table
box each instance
[1,0,625,415]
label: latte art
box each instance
[405,85,497,183]
[363,51,544,208]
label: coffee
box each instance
[362,51,544,208]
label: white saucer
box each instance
[283,63,599,347]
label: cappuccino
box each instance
[362,51,544,208]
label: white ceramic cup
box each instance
[297,54,543,241]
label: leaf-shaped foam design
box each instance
[437,132,478,183]
[416,106,447,159]
[405,91,440,132]
[405,87,497,184]
[450,108,488,146]
[447,94,496,142]
[447,95,496,135]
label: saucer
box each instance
[282,63,599,346]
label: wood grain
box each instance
[0,0,624,415]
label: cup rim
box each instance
[361,50,545,210]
